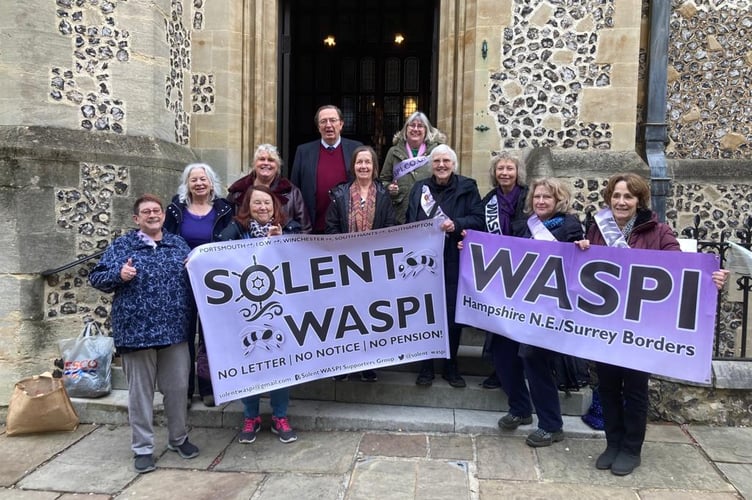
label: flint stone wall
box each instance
[0,126,196,402]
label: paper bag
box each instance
[6,374,79,436]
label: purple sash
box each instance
[484,196,502,235]
[393,155,429,182]
[420,185,447,220]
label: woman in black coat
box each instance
[405,144,484,388]
[508,177,583,448]
[325,145,397,235]
[325,145,397,381]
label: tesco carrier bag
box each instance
[58,320,115,398]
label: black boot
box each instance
[442,361,466,388]
[595,446,619,470]
[611,451,641,476]
[415,360,435,386]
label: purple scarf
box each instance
[496,185,521,235]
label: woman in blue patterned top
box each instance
[89,194,199,474]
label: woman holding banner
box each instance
[467,154,534,415]
[406,144,484,388]
[577,173,728,476]
[164,163,234,408]
[510,178,583,448]
[380,112,446,224]
[218,185,298,444]
[326,145,397,382]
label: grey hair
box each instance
[253,143,282,170]
[176,163,222,204]
[392,111,447,145]
[429,144,458,171]
[489,152,526,187]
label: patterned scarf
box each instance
[348,182,376,232]
[543,215,565,230]
[620,215,637,243]
[246,219,274,238]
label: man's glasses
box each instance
[139,208,163,215]
[318,118,341,125]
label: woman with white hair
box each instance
[405,144,483,388]
[380,111,447,224]
[164,162,234,407]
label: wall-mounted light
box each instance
[394,33,405,45]
[323,35,336,47]
[481,40,488,60]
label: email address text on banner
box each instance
[186,221,449,404]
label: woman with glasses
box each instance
[218,184,298,444]
[89,194,199,473]
[405,144,484,388]
[164,163,234,408]
[227,144,311,233]
[325,145,397,382]
[380,111,447,224]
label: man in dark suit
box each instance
[291,105,363,233]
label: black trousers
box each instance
[187,305,213,398]
[597,362,650,456]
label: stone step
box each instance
[70,390,601,437]
[371,344,493,376]
[110,367,591,417]
[111,341,495,390]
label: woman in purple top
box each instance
[164,163,234,407]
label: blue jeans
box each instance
[241,387,290,418]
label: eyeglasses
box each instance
[318,118,341,125]
[139,208,163,215]
[408,122,426,129]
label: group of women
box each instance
[152,110,727,477]
[471,154,728,475]
[164,144,307,445]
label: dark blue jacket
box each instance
[163,196,234,245]
[481,185,529,234]
[512,212,584,242]
[88,231,192,349]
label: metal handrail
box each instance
[41,249,106,277]
[683,214,752,359]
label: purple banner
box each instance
[456,230,720,383]
[186,221,449,404]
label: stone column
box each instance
[0,0,198,399]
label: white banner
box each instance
[185,221,449,404]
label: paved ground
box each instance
[1,417,751,499]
